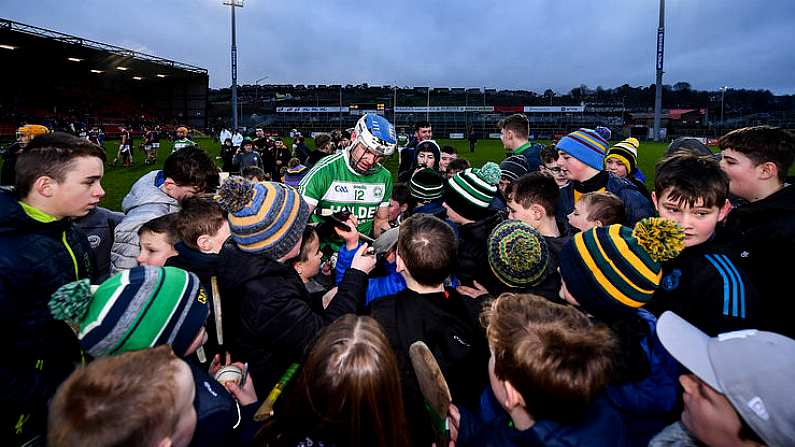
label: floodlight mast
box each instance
[224,0,244,130]
[653,0,665,142]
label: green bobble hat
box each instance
[49,266,208,358]
[488,220,549,288]
[444,162,501,221]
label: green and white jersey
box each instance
[172,138,195,152]
[299,151,392,237]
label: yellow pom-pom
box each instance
[631,217,685,263]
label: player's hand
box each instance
[351,243,376,274]
[457,281,489,299]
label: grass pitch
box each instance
[82,137,674,211]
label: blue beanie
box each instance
[555,128,609,170]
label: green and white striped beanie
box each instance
[49,266,208,358]
[444,162,501,221]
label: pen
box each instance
[240,362,248,388]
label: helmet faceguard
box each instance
[347,113,397,175]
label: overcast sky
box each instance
[3,0,795,94]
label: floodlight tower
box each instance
[653,0,665,141]
[224,0,244,130]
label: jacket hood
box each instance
[121,170,178,214]
[413,140,441,171]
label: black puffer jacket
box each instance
[0,189,94,442]
[218,243,368,396]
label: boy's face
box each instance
[653,190,730,247]
[541,162,569,187]
[567,200,597,232]
[719,148,763,202]
[498,177,511,194]
[499,128,513,149]
[48,156,105,218]
[296,236,323,279]
[605,158,629,178]
[679,374,745,447]
[137,231,178,267]
[170,359,198,447]
[557,151,592,182]
[506,199,536,227]
[439,152,457,171]
[416,150,436,169]
[415,126,432,141]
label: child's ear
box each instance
[395,252,406,273]
[33,176,57,198]
[530,203,546,219]
[650,191,659,211]
[718,199,732,222]
[594,220,605,228]
[503,380,526,410]
[758,161,779,182]
[196,234,212,252]
[400,203,409,213]
[156,438,172,447]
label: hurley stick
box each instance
[211,276,224,346]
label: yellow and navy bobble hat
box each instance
[216,176,310,258]
[605,137,640,174]
[558,217,684,318]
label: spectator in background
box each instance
[605,137,650,199]
[556,128,654,226]
[219,127,232,144]
[439,145,458,175]
[219,138,235,172]
[540,144,569,188]
[283,158,309,188]
[232,138,263,173]
[1,124,49,186]
[468,127,478,152]
[293,136,310,162]
[305,134,334,168]
[446,157,471,180]
[272,139,292,181]
[398,121,432,179]
[172,126,195,152]
[498,114,541,171]
[231,128,244,148]
[397,140,441,183]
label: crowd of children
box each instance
[1,115,794,447]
